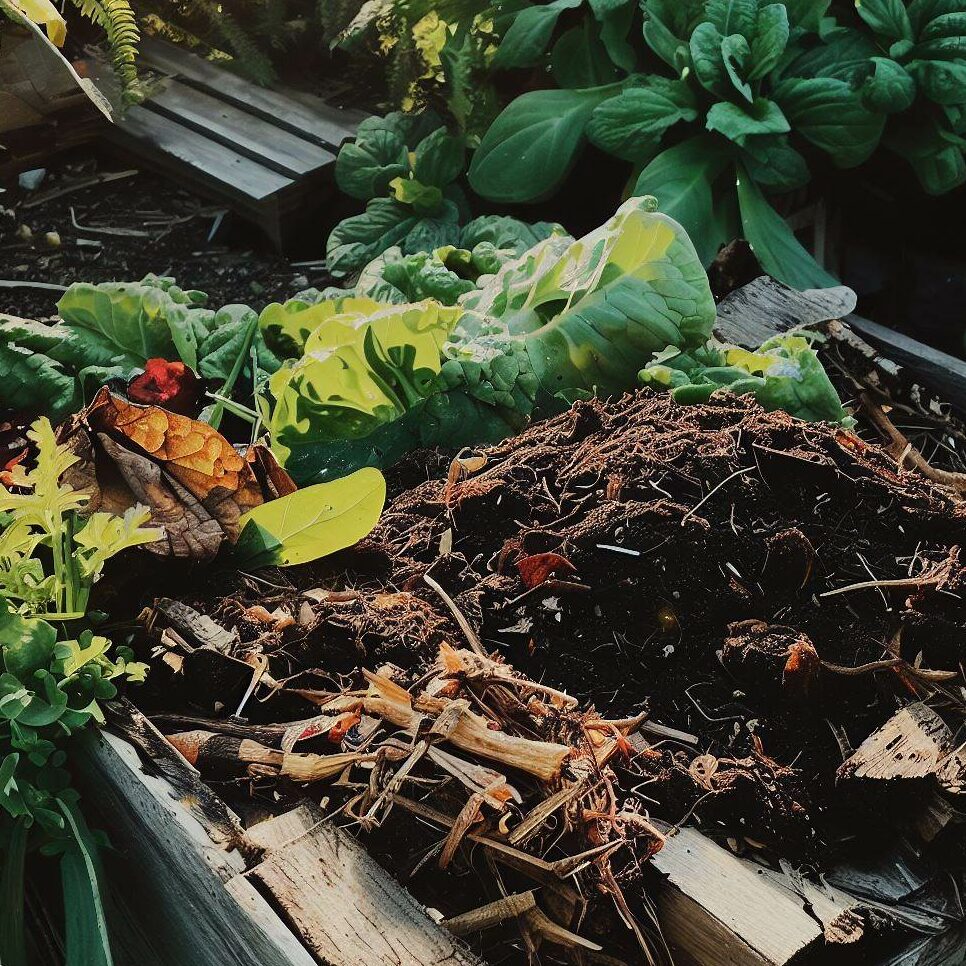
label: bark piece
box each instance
[838,703,953,783]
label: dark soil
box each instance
[0,153,335,321]
[128,391,966,869]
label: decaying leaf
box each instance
[59,387,285,560]
[516,552,577,590]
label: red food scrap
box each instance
[127,358,201,415]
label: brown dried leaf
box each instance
[62,388,292,561]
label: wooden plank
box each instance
[72,731,316,966]
[146,80,335,179]
[714,275,858,348]
[715,274,966,413]
[138,36,368,151]
[110,107,292,204]
[247,803,484,966]
[651,826,831,966]
[847,312,966,413]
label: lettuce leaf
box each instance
[263,300,464,466]
[266,196,717,483]
[0,277,280,417]
[463,195,717,398]
[639,332,853,424]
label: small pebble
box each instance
[18,168,46,191]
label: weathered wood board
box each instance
[72,725,484,966]
[247,804,483,966]
[651,826,861,966]
[100,37,368,250]
[72,730,319,966]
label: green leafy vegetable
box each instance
[0,419,153,966]
[267,196,717,483]
[0,275,280,418]
[639,332,853,423]
[462,0,966,288]
[327,112,480,277]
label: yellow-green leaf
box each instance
[9,0,67,46]
[231,467,386,569]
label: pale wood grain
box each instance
[248,804,483,966]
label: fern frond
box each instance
[70,0,142,103]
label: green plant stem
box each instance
[58,799,113,966]
[208,313,259,432]
[0,819,28,966]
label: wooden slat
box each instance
[847,312,966,412]
[110,107,292,204]
[139,36,368,151]
[72,731,317,966]
[247,803,484,966]
[651,827,832,966]
[714,275,858,347]
[146,80,334,179]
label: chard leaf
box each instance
[412,127,466,188]
[855,0,913,41]
[335,128,408,201]
[920,12,966,41]
[782,26,879,82]
[325,198,461,277]
[783,0,831,29]
[551,21,621,87]
[231,467,386,569]
[707,97,790,143]
[774,76,885,166]
[326,199,421,276]
[0,342,79,418]
[468,85,620,203]
[887,115,966,192]
[690,22,732,97]
[598,0,638,72]
[459,216,566,255]
[491,0,583,69]
[587,78,698,161]
[706,0,760,38]
[862,57,917,111]
[740,135,810,189]
[642,0,705,66]
[736,166,839,289]
[633,135,733,265]
[721,33,754,101]
[909,57,966,104]
[749,4,789,79]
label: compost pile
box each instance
[134,389,966,962]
